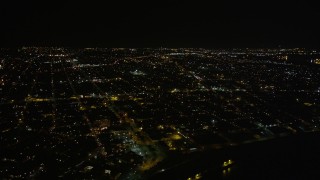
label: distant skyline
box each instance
[1,1,320,47]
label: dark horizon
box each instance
[1,1,320,48]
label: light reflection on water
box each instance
[222,167,232,178]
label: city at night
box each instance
[1,47,320,179]
[1,1,320,180]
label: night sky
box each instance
[1,1,319,47]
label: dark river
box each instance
[148,132,320,180]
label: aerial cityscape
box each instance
[1,47,319,179]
